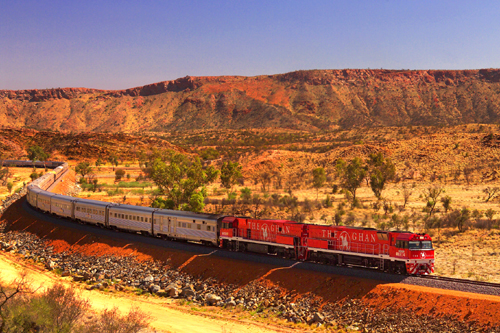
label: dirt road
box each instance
[0,252,294,333]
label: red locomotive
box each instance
[220,217,434,275]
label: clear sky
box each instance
[1,1,499,90]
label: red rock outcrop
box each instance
[1,69,500,132]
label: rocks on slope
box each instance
[0,229,492,332]
[2,69,500,132]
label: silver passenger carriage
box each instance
[109,204,157,234]
[154,210,223,245]
[36,189,56,213]
[27,185,43,208]
[50,194,77,219]
[74,199,116,226]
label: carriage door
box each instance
[171,217,176,236]
[159,216,164,233]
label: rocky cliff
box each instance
[1,69,500,132]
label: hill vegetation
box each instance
[1,69,500,132]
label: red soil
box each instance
[2,196,500,329]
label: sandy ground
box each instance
[0,252,293,333]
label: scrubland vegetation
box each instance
[0,272,150,333]
[2,124,500,281]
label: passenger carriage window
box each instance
[197,225,201,230]
[188,224,191,229]
[207,226,211,231]
[141,217,144,222]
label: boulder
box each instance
[149,284,161,294]
[72,275,85,282]
[165,284,179,297]
[205,293,222,306]
[313,312,325,323]
[181,285,196,298]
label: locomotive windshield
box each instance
[409,240,433,250]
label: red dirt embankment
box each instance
[2,197,500,329]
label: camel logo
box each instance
[262,224,269,241]
[339,231,350,251]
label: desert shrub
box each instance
[302,198,314,213]
[474,219,491,229]
[6,182,13,193]
[323,194,333,208]
[115,169,126,181]
[106,189,124,196]
[344,212,355,226]
[78,307,151,333]
[199,148,220,160]
[0,282,150,333]
[2,283,89,333]
[240,187,252,200]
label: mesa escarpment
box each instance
[1,69,500,132]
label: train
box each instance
[4,160,435,275]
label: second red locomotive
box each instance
[220,217,434,275]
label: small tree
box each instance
[423,186,444,218]
[220,161,243,192]
[336,158,366,207]
[485,208,496,229]
[108,154,119,170]
[456,207,471,232]
[463,167,475,185]
[483,187,500,202]
[333,202,346,225]
[312,167,326,200]
[115,169,126,182]
[240,187,252,201]
[6,182,13,194]
[402,183,412,208]
[367,153,396,200]
[27,145,49,167]
[441,195,452,213]
[0,167,11,186]
[75,162,94,183]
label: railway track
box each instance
[418,274,500,289]
[396,273,500,297]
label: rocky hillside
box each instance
[1,69,500,132]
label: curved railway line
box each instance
[2,160,500,297]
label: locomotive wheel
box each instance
[363,258,369,268]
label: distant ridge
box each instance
[1,69,500,132]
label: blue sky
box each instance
[1,1,499,90]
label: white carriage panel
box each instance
[173,218,217,242]
[51,197,74,218]
[75,205,106,224]
[109,210,152,232]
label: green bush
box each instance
[0,282,151,333]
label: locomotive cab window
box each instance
[409,241,433,250]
